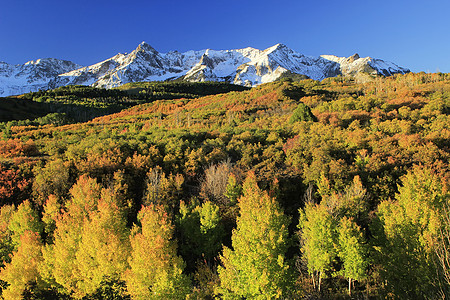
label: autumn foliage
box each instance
[0,74,449,298]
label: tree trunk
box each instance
[348,277,352,296]
[318,271,322,292]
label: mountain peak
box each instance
[350,53,360,60]
[136,42,157,53]
[345,53,360,63]
[25,58,54,65]
[265,43,289,53]
[274,43,287,49]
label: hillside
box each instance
[0,72,449,298]
[0,81,249,124]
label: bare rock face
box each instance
[0,42,410,96]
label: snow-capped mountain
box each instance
[320,53,410,77]
[0,58,82,97]
[0,43,409,96]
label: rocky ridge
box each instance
[0,43,409,96]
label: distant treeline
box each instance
[0,81,249,124]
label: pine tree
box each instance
[289,102,317,123]
[216,172,293,299]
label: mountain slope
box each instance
[320,53,410,76]
[0,43,410,96]
[0,58,82,97]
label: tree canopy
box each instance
[0,73,449,298]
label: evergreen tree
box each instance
[216,172,293,299]
[289,102,317,123]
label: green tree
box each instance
[337,217,368,295]
[298,202,337,292]
[199,201,224,259]
[216,172,293,299]
[41,194,61,243]
[0,205,15,268]
[373,165,448,298]
[177,200,224,269]
[125,204,191,299]
[177,200,203,270]
[8,200,43,249]
[289,102,317,123]
[224,173,242,205]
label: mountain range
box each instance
[0,42,410,97]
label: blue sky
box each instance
[1,0,449,72]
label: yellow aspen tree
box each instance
[0,231,43,300]
[216,172,293,299]
[40,175,102,296]
[374,165,449,298]
[8,200,43,248]
[337,217,368,296]
[298,202,337,293]
[74,188,130,298]
[125,204,191,299]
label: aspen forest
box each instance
[0,73,449,299]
